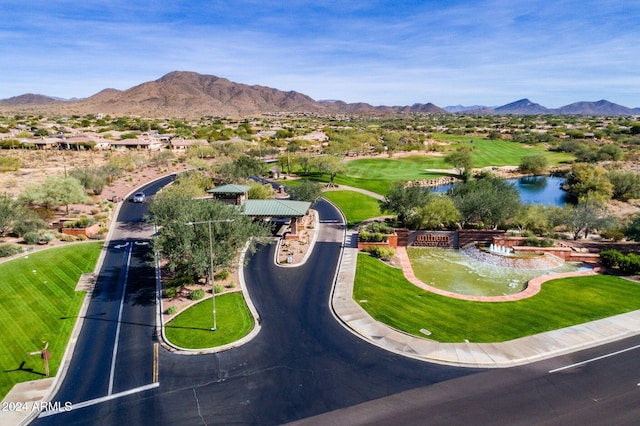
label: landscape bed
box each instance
[164,292,254,349]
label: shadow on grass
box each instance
[4,360,46,377]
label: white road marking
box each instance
[108,243,133,395]
[38,383,160,418]
[549,343,640,373]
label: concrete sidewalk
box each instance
[331,230,640,368]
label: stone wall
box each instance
[61,223,101,237]
[358,233,398,250]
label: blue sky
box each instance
[2,0,639,107]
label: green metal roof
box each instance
[207,184,251,194]
[240,199,311,217]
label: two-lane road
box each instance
[33,188,640,425]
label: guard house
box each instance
[207,184,251,205]
[206,184,311,239]
[240,199,311,238]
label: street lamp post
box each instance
[185,219,234,331]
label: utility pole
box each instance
[185,219,234,331]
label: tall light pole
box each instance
[185,219,234,331]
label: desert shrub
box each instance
[600,249,625,268]
[214,284,225,294]
[12,215,47,236]
[599,229,625,241]
[63,216,96,228]
[0,155,20,171]
[523,236,555,247]
[165,287,178,298]
[23,232,40,245]
[58,233,76,242]
[214,270,230,281]
[39,232,55,243]
[358,231,388,242]
[600,249,640,274]
[619,254,640,275]
[190,288,205,300]
[365,221,394,234]
[362,246,396,261]
[166,306,178,315]
[89,233,105,240]
[75,234,88,241]
[0,244,22,257]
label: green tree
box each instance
[449,175,522,229]
[216,155,265,183]
[444,148,473,181]
[596,144,623,161]
[287,180,323,203]
[277,154,294,175]
[411,195,460,230]
[316,156,346,187]
[564,163,613,203]
[519,154,549,175]
[20,176,88,215]
[551,200,606,240]
[149,191,269,281]
[247,183,274,200]
[379,182,433,227]
[0,193,20,236]
[149,150,176,167]
[11,210,47,237]
[625,215,640,242]
[509,204,551,235]
[607,171,640,201]
[69,167,107,195]
[297,155,315,175]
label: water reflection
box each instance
[433,175,568,206]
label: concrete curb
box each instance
[158,239,262,355]
[3,171,178,426]
[326,198,640,369]
[274,208,320,268]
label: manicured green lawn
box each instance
[164,292,254,349]
[354,253,640,343]
[322,191,383,226]
[432,134,573,166]
[328,141,574,195]
[0,243,103,400]
[345,157,449,182]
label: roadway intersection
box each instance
[30,177,640,425]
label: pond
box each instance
[433,175,569,206]
[407,247,587,296]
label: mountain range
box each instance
[1,71,638,117]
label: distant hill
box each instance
[494,99,551,115]
[448,99,640,116]
[0,71,638,117]
[1,93,61,106]
[555,100,637,115]
[444,104,489,113]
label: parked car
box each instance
[132,192,146,203]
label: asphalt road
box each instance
[32,181,640,425]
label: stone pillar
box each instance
[290,217,299,235]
